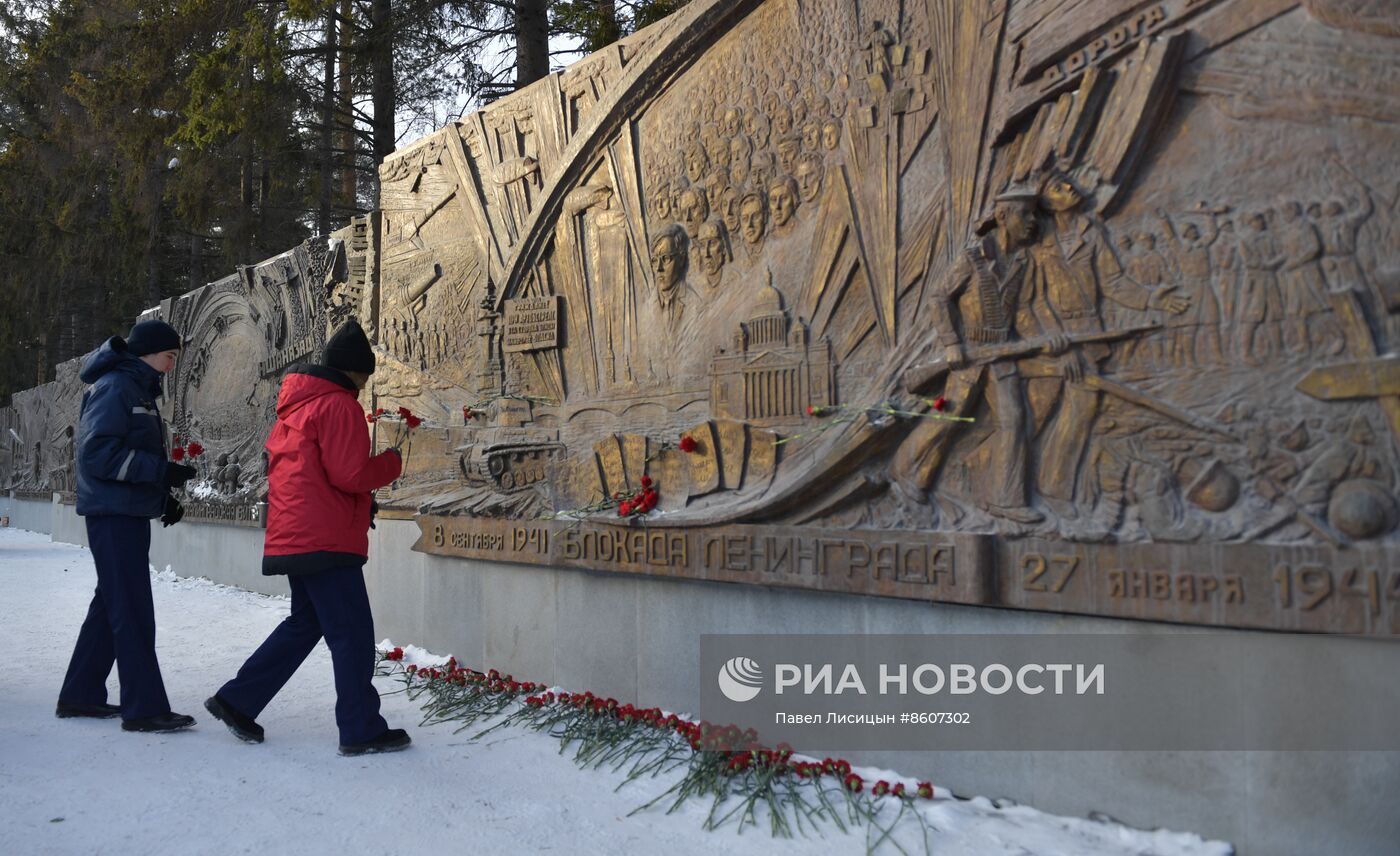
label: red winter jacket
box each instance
[261,365,402,575]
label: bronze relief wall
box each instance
[8,0,1400,634]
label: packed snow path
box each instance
[0,527,1230,855]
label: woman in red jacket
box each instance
[204,320,409,755]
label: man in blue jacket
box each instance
[57,319,199,732]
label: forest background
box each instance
[0,0,685,402]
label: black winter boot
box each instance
[205,695,265,743]
[56,701,121,719]
[121,712,196,733]
[339,728,411,756]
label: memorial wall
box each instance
[7,0,1400,638]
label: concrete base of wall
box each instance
[360,519,1400,856]
[1,495,55,534]
[50,500,88,547]
[147,515,283,597]
[8,499,1397,855]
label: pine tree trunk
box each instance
[318,7,336,236]
[189,232,201,292]
[338,0,356,213]
[146,171,162,308]
[239,132,254,264]
[515,0,550,87]
[369,0,395,209]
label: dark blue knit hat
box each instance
[126,320,184,356]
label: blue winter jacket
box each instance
[74,337,170,518]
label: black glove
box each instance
[369,498,380,530]
[160,494,184,527]
[163,462,198,491]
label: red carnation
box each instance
[917,781,934,799]
[892,783,906,797]
[619,500,633,516]
[171,447,186,462]
[366,412,376,423]
[844,773,863,793]
[405,413,422,429]
[640,475,653,489]
[678,435,698,454]
[187,442,204,458]
[462,406,474,421]
[386,647,404,661]
[932,396,947,412]
[872,780,890,797]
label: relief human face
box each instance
[720,189,742,233]
[1040,175,1082,213]
[678,189,709,232]
[686,146,709,183]
[722,107,742,138]
[740,196,767,244]
[769,181,797,227]
[651,237,683,290]
[773,105,793,137]
[744,112,769,148]
[698,221,727,277]
[777,138,801,176]
[796,159,822,203]
[650,186,672,222]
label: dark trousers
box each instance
[217,565,387,745]
[60,516,172,720]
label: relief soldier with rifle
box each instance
[892,184,1047,524]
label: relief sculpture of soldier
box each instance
[1317,190,1373,295]
[1113,232,1171,367]
[1236,210,1286,364]
[1276,201,1344,356]
[1022,171,1189,519]
[891,185,1045,525]
[1314,190,1376,351]
[1155,209,1224,365]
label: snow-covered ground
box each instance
[0,526,1232,855]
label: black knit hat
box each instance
[126,320,184,357]
[322,319,375,375]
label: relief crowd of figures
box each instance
[1109,186,1375,369]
